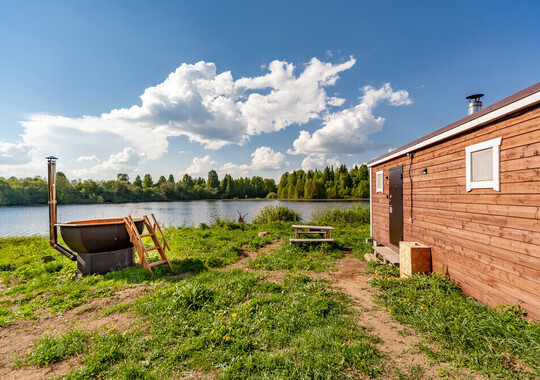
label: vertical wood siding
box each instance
[371,106,540,319]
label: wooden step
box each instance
[146,246,159,251]
[139,234,153,238]
[364,253,379,262]
[374,245,400,265]
[148,260,168,268]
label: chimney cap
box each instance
[46,156,58,161]
[466,94,484,102]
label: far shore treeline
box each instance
[0,164,369,206]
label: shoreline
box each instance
[0,198,369,209]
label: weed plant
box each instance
[369,262,540,379]
[252,205,301,224]
[22,329,88,366]
[311,204,369,225]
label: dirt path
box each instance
[321,254,484,379]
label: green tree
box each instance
[143,174,153,189]
[133,175,143,188]
[207,170,219,189]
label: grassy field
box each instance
[1,205,539,379]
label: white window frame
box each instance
[465,137,502,192]
[376,170,384,193]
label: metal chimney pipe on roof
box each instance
[466,93,484,115]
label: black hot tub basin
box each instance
[58,218,144,254]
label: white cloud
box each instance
[250,146,288,171]
[0,141,32,165]
[184,155,218,177]
[72,148,142,178]
[76,155,100,163]
[289,83,411,155]
[237,57,355,135]
[223,146,289,177]
[0,57,359,178]
[301,154,341,171]
[184,146,289,179]
[0,57,412,180]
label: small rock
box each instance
[174,271,193,280]
[258,231,269,237]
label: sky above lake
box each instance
[1,1,539,181]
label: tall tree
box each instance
[133,175,143,188]
[143,174,153,189]
[207,170,219,189]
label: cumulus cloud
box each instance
[72,148,142,177]
[184,155,218,176]
[0,141,33,165]
[236,57,355,135]
[0,57,412,180]
[250,146,288,171]
[0,56,358,178]
[183,146,288,178]
[289,83,411,156]
[301,154,341,171]
[76,155,100,163]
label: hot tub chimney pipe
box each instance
[47,156,77,260]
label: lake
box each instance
[0,199,367,237]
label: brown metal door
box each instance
[389,165,403,247]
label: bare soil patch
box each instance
[0,284,151,379]
[227,240,288,283]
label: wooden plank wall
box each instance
[371,105,540,319]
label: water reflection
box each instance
[0,199,367,237]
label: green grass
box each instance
[248,241,342,271]
[22,329,89,366]
[0,222,291,326]
[369,262,540,379]
[4,209,540,379]
[25,270,383,379]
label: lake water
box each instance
[0,199,367,237]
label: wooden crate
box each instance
[399,242,431,278]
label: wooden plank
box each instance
[292,225,334,230]
[289,238,335,243]
[364,253,379,262]
[374,245,400,265]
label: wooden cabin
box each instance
[367,83,540,319]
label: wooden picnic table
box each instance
[291,224,334,239]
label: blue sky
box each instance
[1,1,539,181]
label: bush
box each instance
[252,205,301,224]
[266,192,278,199]
[311,204,369,225]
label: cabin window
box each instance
[376,171,384,193]
[465,137,502,192]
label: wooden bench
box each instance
[290,225,335,245]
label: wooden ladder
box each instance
[124,214,173,274]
